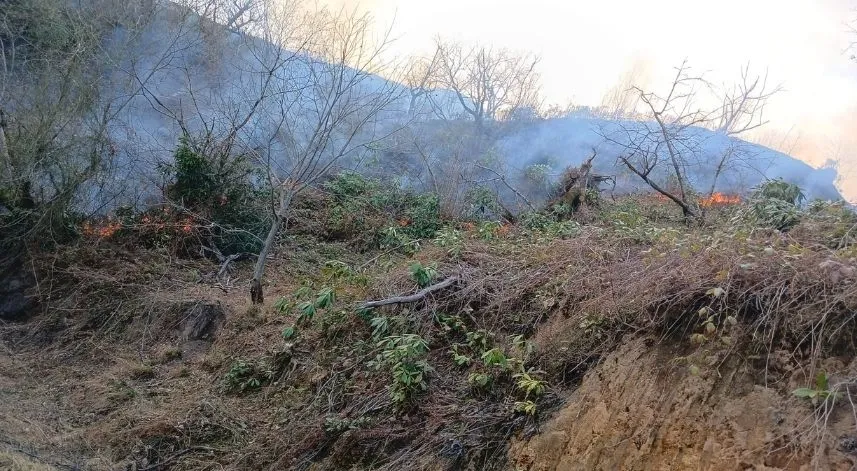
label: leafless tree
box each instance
[247,8,405,303]
[601,60,780,217]
[178,0,266,33]
[402,52,442,120]
[601,60,710,217]
[704,64,782,196]
[432,39,540,126]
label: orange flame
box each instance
[701,192,741,207]
[82,220,121,238]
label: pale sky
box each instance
[324,0,857,199]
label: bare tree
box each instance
[178,0,266,33]
[402,52,441,120]
[600,58,651,119]
[705,64,782,196]
[601,60,780,216]
[433,39,540,126]
[248,8,405,303]
[602,60,710,217]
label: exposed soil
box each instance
[510,338,857,471]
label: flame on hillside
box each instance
[701,192,741,207]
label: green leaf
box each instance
[282,325,296,340]
[792,387,817,398]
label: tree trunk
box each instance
[250,189,293,304]
[0,109,11,183]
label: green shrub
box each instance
[369,334,432,404]
[224,359,273,393]
[409,262,438,288]
[756,179,805,206]
[322,172,441,246]
[159,136,270,253]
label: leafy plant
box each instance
[514,370,547,399]
[273,296,291,314]
[757,178,805,206]
[451,345,472,367]
[477,221,502,240]
[282,325,296,340]
[324,415,370,434]
[514,400,538,415]
[433,226,464,258]
[481,347,509,369]
[467,372,492,389]
[466,330,493,352]
[315,287,336,309]
[370,316,390,340]
[409,262,438,288]
[224,359,273,393]
[370,334,432,404]
[297,301,317,324]
[793,372,842,405]
[435,313,466,334]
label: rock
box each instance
[180,301,225,341]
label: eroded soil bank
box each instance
[510,338,857,471]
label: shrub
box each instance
[321,172,442,247]
[369,334,432,404]
[159,136,270,254]
[224,359,273,393]
[756,178,805,206]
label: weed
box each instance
[282,325,296,340]
[514,400,538,415]
[224,359,273,393]
[451,345,472,367]
[466,330,493,352]
[433,226,464,258]
[369,334,432,404]
[793,372,843,406]
[324,415,371,434]
[468,372,492,390]
[435,313,466,335]
[481,348,509,369]
[513,370,547,399]
[409,262,438,288]
[477,221,502,241]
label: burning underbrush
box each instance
[1,180,857,470]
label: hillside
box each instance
[2,173,857,470]
[2,3,857,470]
[71,4,844,212]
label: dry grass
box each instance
[2,197,856,470]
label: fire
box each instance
[701,192,741,207]
[82,220,122,238]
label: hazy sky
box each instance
[324,0,857,199]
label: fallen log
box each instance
[359,275,460,310]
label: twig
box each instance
[474,164,536,211]
[359,276,460,309]
[138,446,220,471]
[357,240,422,271]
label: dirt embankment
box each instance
[510,338,857,471]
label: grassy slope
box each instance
[1,195,857,470]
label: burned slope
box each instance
[1,189,857,470]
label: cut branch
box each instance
[359,276,460,309]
